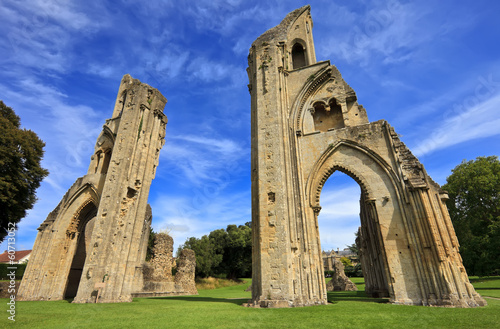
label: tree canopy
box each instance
[442,156,500,276]
[0,101,48,242]
[180,222,252,279]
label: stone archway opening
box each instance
[318,171,360,256]
[64,202,97,299]
[317,169,390,300]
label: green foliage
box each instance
[145,227,156,261]
[180,224,252,279]
[0,101,48,242]
[442,156,500,276]
[0,263,26,280]
[348,230,360,256]
[344,263,363,277]
[340,256,352,267]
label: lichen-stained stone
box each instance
[18,75,168,303]
[248,5,486,308]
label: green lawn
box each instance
[2,277,499,328]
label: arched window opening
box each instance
[312,100,345,132]
[292,43,307,69]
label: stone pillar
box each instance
[151,233,174,282]
[174,249,197,295]
[73,75,167,303]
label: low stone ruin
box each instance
[133,233,198,297]
[326,259,358,292]
[173,249,197,295]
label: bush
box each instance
[0,263,27,280]
[344,263,363,277]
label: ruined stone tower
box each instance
[18,75,168,303]
[248,6,486,308]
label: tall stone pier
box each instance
[18,75,168,303]
[248,5,486,308]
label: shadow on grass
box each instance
[327,291,389,304]
[143,296,249,305]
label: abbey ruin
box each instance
[247,5,486,308]
[18,75,196,302]
[17,5,486,310]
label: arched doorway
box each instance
[318,171,360,257]
[309,144,402,301]
[64,202,97,299]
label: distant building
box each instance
[322,248,358,272]
[0,250,31,264]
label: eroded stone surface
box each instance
[174,249,198,296]
[248,5,486,308]
[138,234,198,297]
[325,259,357,292]
[18,75,168,303]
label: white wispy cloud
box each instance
[414,92,500,157]
[160,133,248,186]
[150,190,251,251]
[318,1,435,67]
[1,0,104,73]
[317,180,361,250]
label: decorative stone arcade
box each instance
[247,5,486,308]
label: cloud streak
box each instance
[414,92,500,157]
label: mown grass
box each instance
[1,277,499,328]
[469,276,500,298]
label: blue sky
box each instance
[1,0,499,254]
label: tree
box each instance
[180,223,252,278]
[181,235,223,278]
[340,256,352,267]
[0,101,48,242]
[145,227,156,261]
[442,156,500,276]
[223,224,252,279]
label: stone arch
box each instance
[311,100,345,132]
[307,140,401,209]
[305,141,413,301]
[64,200,97,298]
[248,5,485,309]
[289,65,334,134]
[91,127,115,175]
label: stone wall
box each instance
[134,234,197,297]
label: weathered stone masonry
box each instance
[18,75,168,303]
[248,5,486,308]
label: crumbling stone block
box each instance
[325,259,358,292]
[174,249,197,295]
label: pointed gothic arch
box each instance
[247,5,485,308]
